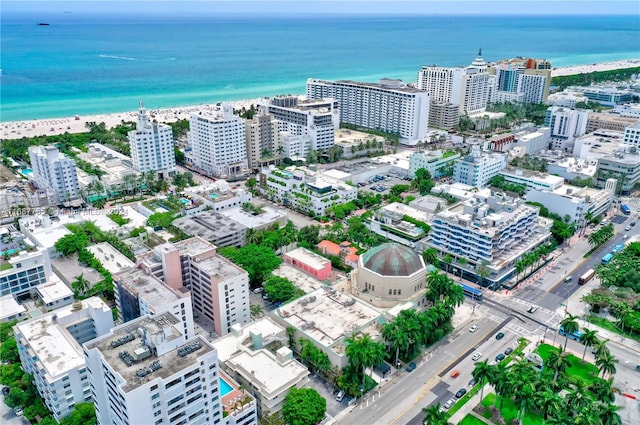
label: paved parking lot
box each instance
[0,394,30,425]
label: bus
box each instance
[459,283,483,301]
[559,325,584,341]
[578,269,595,285]
[620,204,631,215]
[601,253,613,265]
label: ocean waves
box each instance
[98,54,176,62]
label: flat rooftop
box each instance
[213,317,286,363]
[86,313,213,392]
[115,268,184,308]
[381,202,431,223]
[0,295,25,320]
[228,349,308,396]
[273,264,326,294]
[219,206,287,229]
[276,287,381,350]
[172,236,216,258]
[36,276,73,304]
[284,248,330,272]
[173,210,246,242]
[16,298,108,379]
[88,242,135,274]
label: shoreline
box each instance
[2,58,639,141]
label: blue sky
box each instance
[3,1,640,16]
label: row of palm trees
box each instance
[587,223,614,250]
[514,243,555,284]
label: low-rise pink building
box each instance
[283,247,332,281]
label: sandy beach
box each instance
[0,98,267,141]
[2,58,639,141]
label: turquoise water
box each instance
[1,13,638,121]
[180,198,190,205]
[21,169,32,175]
[219,377,233,397]
[209,194,219,199]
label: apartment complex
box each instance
[138,237,250,336]
[306,78,429,145]
[623,121,640,148]
[187,105,248,178]
[0,247,51,298]
[128,101,176,178]
[85,312,257,425]
[544,106,589,151]
[113,266,195,341]
[213,319,309,417]
[259,166,357,216]
[527,184,612,225]
[408,149,461,179]
[453,145,507,188]
[498,168,565,192]
[264,96,340,152]
[489,62,550,105]
[14,298,113,421]
[244,108,281,170]
[585,112,638,133]
[568,86,635,106]
[28,145,81,204]
[595,149,640,196]
[426,192,553,287]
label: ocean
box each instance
[1,13,639,121]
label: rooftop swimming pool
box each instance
[209,193,219,199]
[220,377,233,397]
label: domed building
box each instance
[353,243,428,308]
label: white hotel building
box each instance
[128,101,176,178]
[498,168,565,192]
[85,312,257,425]
[14,298,114,421]
[187,105,248,178]
[453,145,507,188]
[427,192,553,288]
[306,78,430,145]
[28,145,81,204]
[259,166,357,216]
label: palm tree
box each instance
[579,328,599,361]
[422,248,439,267]
[559,314,579,351]
[443,254,453,274]
[593,339,610,360]
[595,402,622,425]
[471,360,492,403]
[345,333,385,388]
[567,381,592,413]
[514,382,536,425]
[72,273,91,297]
[595,351,618,378]
[609,302,632,333]
[381,322,407,370]
[422,403,450,425]
[250,304,264,319]
[534,389,563,425]
[546,350,571,382]
[588,377,615,403]
[457,258,467,279]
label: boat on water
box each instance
[37,22,50,26]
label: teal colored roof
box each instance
[361,243,424,276]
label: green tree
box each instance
[560,314,580,352]
[297,225,321,246]
[422,403,451,425]
[345,333,386,388]
[595,351,618,379]
[282,388,326,425]
[0,337,19,364]
[422,248,439,267]
[259,412,286,425]
[579,328,599,361]
[250,304,264,319]
[59,402,97,425]
[147,211,177,229]
[72,273,91,297]
[219,244,282,285]
[546,350,571,383]
[263,275,303,303]
[54,232,89,256]
[472,359,492,403]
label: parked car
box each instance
[495,332,505,340]
[335,390,345,402]
[472,352,482,361]
[252,287,264,294]
[527,306,538,313]
[1,386,9,397]
[14,406,24,416]
[455,388,467,398]
[504,347,514,356]
[495,353,506,362]
[625,225,631,231]
[468,378,477,386]
[262,293,270,300]
[406,362,417,372]
[631,222,636,226]
[443,399,455,409]
[469,324,478,333]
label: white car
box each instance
[443,398,456,409]
[335,390,345,402]
[469,325,478,333]
[472,352,482,361]
[625,225,631,231]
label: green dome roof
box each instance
[361,243,424,276]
